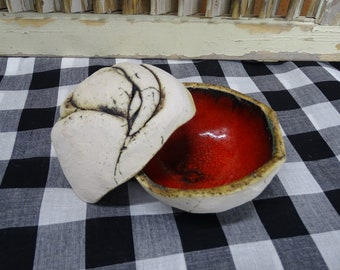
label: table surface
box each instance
[0,57,339,270]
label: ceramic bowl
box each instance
[135,83,286,213]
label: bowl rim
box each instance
[136,82,286,198]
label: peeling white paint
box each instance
[0,12,339,61]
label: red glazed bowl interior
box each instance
[143,84,274,190]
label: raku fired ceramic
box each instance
[135,83,286,213]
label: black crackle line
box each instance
[111,65,162,180]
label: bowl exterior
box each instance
[137,162,283,213]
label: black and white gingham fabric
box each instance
[0,57,339,270]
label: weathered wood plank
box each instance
[5,0,35,12]
[63,0,93,13]
[93,0,121,13]
[178,0,203,16]
[205,0,230,17]
[1,12,339,61]
[0,0,6,9]
[122,0,150,15]
[36,0,63,13]
[150,0,177,15]
[318,0,340,25]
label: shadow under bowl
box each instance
[135,83,286,213]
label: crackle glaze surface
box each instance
[143,88,273,189]
[136,83,286,213]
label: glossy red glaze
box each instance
[143,88,273,189]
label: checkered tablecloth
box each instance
[0,57,339,270]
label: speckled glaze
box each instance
[51,63,195,203]
[135,83,286,213]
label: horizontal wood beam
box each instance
[0,12,339,61]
